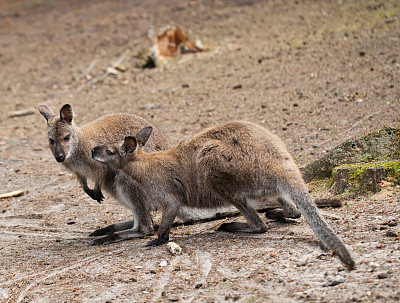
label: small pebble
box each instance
[159,260,167,267]
[323,275,344,287]
[386,230,399,237]
[195,283,203,289]
[167,242,182,255]
[370,262,380,270]
[168,295,179,302]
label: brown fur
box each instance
[92,121,355,269]
[38,104,170,238]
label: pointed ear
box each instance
[123,136,138,155]
[136,126,153,147]
[60,104,74,124]
[38,105,55,121]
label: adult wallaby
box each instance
[38,104,170,238]
[91,121,355,269]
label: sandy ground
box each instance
[0,0,399,302]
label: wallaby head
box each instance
[91,126,153,168]
[38,104,78,163]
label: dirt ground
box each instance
[1,0,400,302]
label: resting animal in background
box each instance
[91,121,355,269]
[38,104,169,238]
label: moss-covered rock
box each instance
[301,126,400,183]
[330,161,400,194]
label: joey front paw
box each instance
[146,238,167,247]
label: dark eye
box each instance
[106,149,114,155]
[64,135,70,142]
[49,138,54,145]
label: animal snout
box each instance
[55,154,65,163]
[91,146,101,158]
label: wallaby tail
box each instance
[286,185,355,270]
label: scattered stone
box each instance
[232,84,243,89]
[297,256,308,267]
[386,230,399,237]
[195,283,203,289]
[369,262,380,271]
[323,275,344,287]
[159,260,168,267]
[166,241,182,255]
[106,67,119,75]
[140,103,159,110]
[377,272,388,279]
[168,295,179,302]
[114,64,128,72]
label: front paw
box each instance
[146,238,168,247]
[86,188,104,203]
[93,189,105,203]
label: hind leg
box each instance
[91,198,154,245]
[147,202,180,247]
[265,193,301,220]
[218,197,268,233]
[200,167,267,233]
[89,220,135,237]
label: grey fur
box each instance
[38,104,169,238]
[92,121,355,269]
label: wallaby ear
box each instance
[60,104,74,124]
[136,126,153,147]
[38,105,55,121]
[123,136,138,155]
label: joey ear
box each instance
[123,136,138,155]
[38,105,55,121]
[136,126,153,147]
[60,104,74,124]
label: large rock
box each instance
[301,126,400,182]
[301,126,400,194]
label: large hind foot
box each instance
[264,208,301,221]
[218,222,267,233]
[91,230,148,245]
[275,195,302,219]
[89,220,135,237]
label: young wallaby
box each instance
[38,104,170,238]
[92,121,355,269]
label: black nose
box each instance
[55,154,65,162]
[92,147,100,158]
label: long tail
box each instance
[285,185,355,270]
